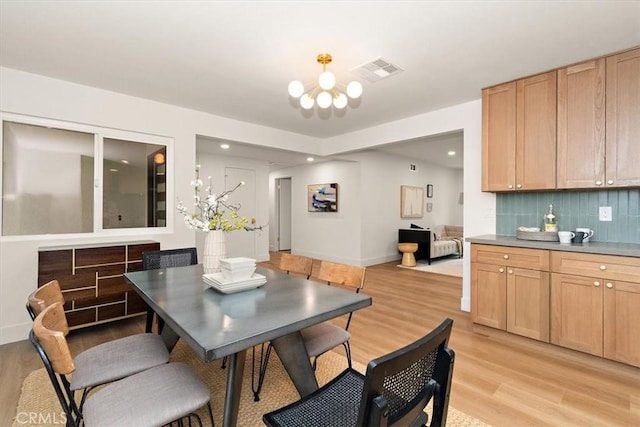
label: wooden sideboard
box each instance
[37,241,160,329]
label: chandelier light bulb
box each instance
[300,93,315,109]
[318,71,336,90]
[346,81,363,99]
[317,91,332,109]
[288,80,304,98]
[333,93,348,109]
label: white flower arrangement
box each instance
[177,165,263,232]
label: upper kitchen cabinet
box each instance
[482,71,557,192]
[606,48,640,188]
[557,59,606,189]
[482,82,516,191]
[516,72,557,191]
[483,47,639,193]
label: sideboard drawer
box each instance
[472,244,550,271]
[551,251,640,282]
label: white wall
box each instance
[0,67,316,344]
[0,67,495,344]
[344,150,464,265]
[194,151,270,263]
[321,102,496,311]
[270,160,363,265]
[269,150,464,267]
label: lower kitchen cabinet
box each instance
[550,273,603,355]
[551,251,640,367]
[471,244,550,342]
[471,241,640,368]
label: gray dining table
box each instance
[124,264,372,427]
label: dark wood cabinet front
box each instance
[38,241,159,329]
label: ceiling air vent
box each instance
[352,58,403,83]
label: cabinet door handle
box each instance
[508,184,513,189]
[508,269,513,274]
[499,268,505,273]
[606,282,613,289]
[607,180,614,185]
[600,265,607,271]
[594,281,600,287]
[516,184,522,189]
[595,180,602,186]
[503,255,509,260]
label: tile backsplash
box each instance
[496,190,640,243]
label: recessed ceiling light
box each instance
[448,151,456,156]
[121,159,129,164]
[306,157,314,162]
[220,144,230,149]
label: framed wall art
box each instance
[400,185,424,218]
[308,183,338,212]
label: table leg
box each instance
[159,324,180,352]
[271,331,319,397]
[223,349,246,427]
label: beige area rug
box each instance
[398,256,463,278]
[14,340,486,426]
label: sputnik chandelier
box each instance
[288,53,363,110]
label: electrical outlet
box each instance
[599,206,612,221]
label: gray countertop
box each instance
[466,234,640,258]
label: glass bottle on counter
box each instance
[543,204,558,232]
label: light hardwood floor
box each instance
[1,253,639,426]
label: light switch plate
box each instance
[599,206,612,221]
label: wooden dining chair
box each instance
[263,318,455,427]
[26,280,170,412]
[250,253,313,401]
[142,247,198,333]
[279,253,313,279]
[252,260,366,402]
[31,302,214,427]
[304,260,366,367]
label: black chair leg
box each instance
[251,343,273,402]
[343,341,352,368]
[157,317,165,335]
[206,402,214,426]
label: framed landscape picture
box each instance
[400,185,424,218]
[308,183,338,212]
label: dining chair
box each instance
[304,260,366,368]
[252,260,365,402]
[26,280,170,412]
[142,247,198,333]
[263,318,455,427]
[250,253,313,400]
[279,253,313,279]
[31,302,214,427]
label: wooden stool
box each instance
[397,243,418,267]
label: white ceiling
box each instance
[1,1,639,169]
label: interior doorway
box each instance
[276,177,291,251]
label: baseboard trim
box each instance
[1,322,30,345]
